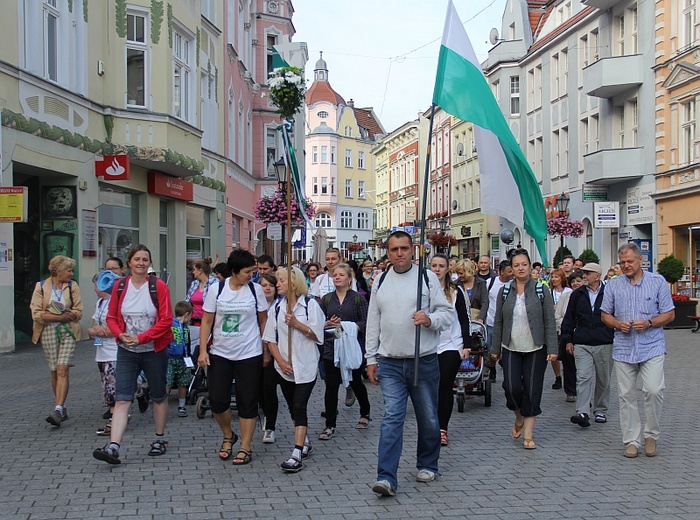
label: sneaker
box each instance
[60,407,68,421]
[301,443,313,459]
[177,407,188,418]
[372,480,396,497]
[570,413,591,427]
[96,423,112,436]
[552,376,562,389]
[416,469,436,483]
[137,389,149,413]
[281,456,303,473]
[565,395,576,403]
[594,414,607,423]
[440,429,448,446]
[46,409,63,427]
[262,429,276,444]
[345,387,356,407]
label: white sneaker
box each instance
[416,469,436,483]
[371,480,396,496]
[262,429,275,444]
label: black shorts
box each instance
[207,353,262,418]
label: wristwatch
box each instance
[648,319,653,329]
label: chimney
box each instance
[348,99,354,107]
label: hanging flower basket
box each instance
[254,189,316,225]
[268,66,307,120]
[547,216,584,238]
[348,243,364,252]
[428,231,457,248]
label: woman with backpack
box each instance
[262,266,325,473]
[318,263,371,441]
[30,255,83,428]
[197,249,268,466]
[93,244,173,464]
[491,249,557,449]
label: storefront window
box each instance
[186,205,210,261]
[98,188,139,266]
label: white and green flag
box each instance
[432,0,548,264]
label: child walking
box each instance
[167,301,193,417]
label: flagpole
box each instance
[414,103,437,387]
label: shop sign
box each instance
[96,155,130,180]
[267,223,282,240]
[582,184,608,202]
[593,201,619,228]
[626,184,655,225]
[0,187,28,222]
[148,171,193,201]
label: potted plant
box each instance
[657,254,696,329]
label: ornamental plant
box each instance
[429,231,457,248]
[657,254,685,287]
[672,293,691,302]
[268,66,306,120]
[347,243,364,252]
[254,189,316,225]
[547,216,584,238]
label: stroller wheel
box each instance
[187,390,198,406]
[457,394,465,413]
[196,395,209,419]
[484,379,492,407]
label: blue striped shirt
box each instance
[600,271,674,363]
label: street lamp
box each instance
[555,192,570,264]
[275,158,287,265]
[352,234,358,259]
[437,216,448,253]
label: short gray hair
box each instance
[618,242,642,259]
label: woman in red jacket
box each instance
[93,244,174,465]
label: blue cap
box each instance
[96,270,122,293]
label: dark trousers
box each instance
[501,347,548,417]
[559,341,577,396]
[437,350,461,430]
[260,363,280,430]
[322,358,371,428]
[278,377,316,427]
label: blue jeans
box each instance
[377,354,440,490]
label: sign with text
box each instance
[626,184,655,225]
[267,223,282,240]
[594,201,620,228]
[0,187,28,222]
[81,209,97,257]
[148,171,193,201]
[96,155,130,180]
[582,184,608,202]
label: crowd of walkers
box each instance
[29,235,675,493]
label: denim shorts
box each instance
[115,347,168,403]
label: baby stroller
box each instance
[188,344,238,418]
[454,321,491,410]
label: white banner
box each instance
[594,201,620,228]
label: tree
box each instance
[657,254,685,289]
[579,249,600,265]
[553,246,572,269]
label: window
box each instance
[331,146,336,164]
[527,68,535,108]
[616,105,625,148]
[321,146,328,163]
[266,129,277,177]
[321,177,328,194]
[535,66,542,108]
[357,211,369,229]
[581,118,589,164]
[315,212,332,228]
[591,114,600,151]
[358,180,365,199]
[358,151,365,169]
[561,127,569,176]
[186,205,211,261]
[552,54,559,100]
[510,76,520,115]
[312,177,318,195]
[683,0,695,49]
[617,14,625,55]
[231,215,241,243]
[340,210,352,228]
[331,177,336,195]
[266,34,277,77]
[631,100,638,147]
[312,146,318,163]
[552,130,560,179]
[631,7,638,54]
[98,189,140,266]
[173,29,193,121]
[579,34,589,85]
[127,13,147,106]
[318,111,328,119]
[344,125,353,137]
[202,0,217,25]
[43,0,59,81]
[561,49,568,92]
[681,99,696,164]
[345,149,352,167]
[591,29,599,61]
[345,178,352,198]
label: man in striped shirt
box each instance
[601,243,675,459]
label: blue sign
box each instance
[292,227,306,248]
[404,226,415,235]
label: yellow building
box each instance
[654,0,700,296]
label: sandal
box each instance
[523,438,537,450]
[511,419,524,439]
[218,435,237,461]
[318,427,335,440]
[232,449,252,465]
[280,456,303,473]
[93,444,121,465]
[148,439,168,456]
[355,416,371,430]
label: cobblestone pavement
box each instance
[1,330,698,519]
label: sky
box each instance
[293,0,509,133]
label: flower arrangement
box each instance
[429,231,457,248]
[347,243,364,252]
[268,66,306,120]
[547,216,584,238]
[254,189,316,225]
[672,293,691,302]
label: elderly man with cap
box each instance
[560,262,615,427]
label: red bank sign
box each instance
[147,171,193,201]
[95,155,130,180]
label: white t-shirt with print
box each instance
[203,279,268,361]
[121,282,157,352]
[310,272,357,298]
[92,298,118,362]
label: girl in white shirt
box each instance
[262,266,324,473]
